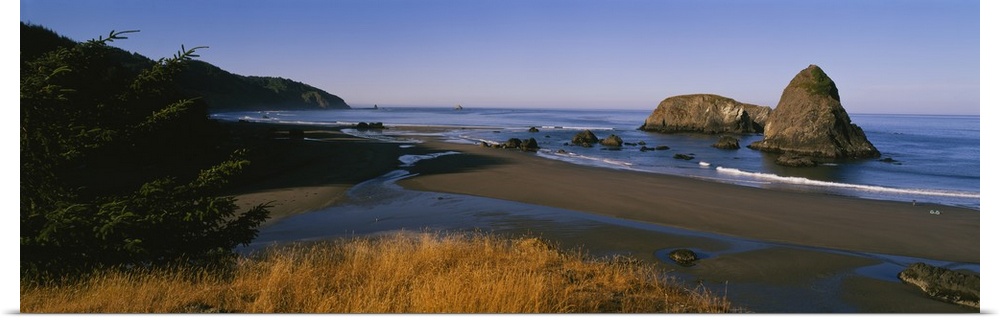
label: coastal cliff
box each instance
[639,94,771,134]
[748,65,879,159]
[176,61,350,111]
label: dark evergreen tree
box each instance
[21,26,269,279]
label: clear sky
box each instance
[20,0,980,114]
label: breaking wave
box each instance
[715,167,979,199]
[536,149,633,169]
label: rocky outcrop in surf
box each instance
[711,135,740,150]
[898,262,979,308]
[600,134,624,147]
[639,94,771,134]
[571,130,599,147]
[747,65,880,159]
[480,137,539,152]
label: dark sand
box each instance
[232,125,980,312]
[225,123,410,225]
[399,140,979,263]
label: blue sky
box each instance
[20,0,981,114]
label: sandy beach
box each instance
[231,124,979,312]
[399,139,980,263]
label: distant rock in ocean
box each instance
[639,94,771,134]
[748,65,880,159]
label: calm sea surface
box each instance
[212,107,980,209]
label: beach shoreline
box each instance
[397,137,979,263]
[229,123,979,312]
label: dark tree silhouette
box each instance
[21,24,269,279]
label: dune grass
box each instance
[20,232,734,313]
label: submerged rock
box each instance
[528,126,540,133]
[775,154,817,167]
[673,154,694,160]
[668,249,698,266]
[748,65,880,159]
[879,157,902,165]
[639,94,771,134]
[898,262,979,308]
[712,135,740,149]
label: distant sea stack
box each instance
[748,65,880,159]
[639,94,771,134]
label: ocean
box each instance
[211,107,980,209]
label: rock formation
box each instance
[481,137,539,152]
[600,134,623,147]
[712,135,740,149]
[668,249,698,266]
[521,138,539,151]
[898,262,979,308]
[748,65,880,159]
[571,130,599,147]
[639,94,771,134]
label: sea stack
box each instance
[639,94,771,134]
[748,65,880,159]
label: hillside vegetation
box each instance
[21,23,350,111]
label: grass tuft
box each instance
[21,232,735,313]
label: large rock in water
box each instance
[748,65,880,159]
[639,94,771,134]
[571,130,599,146]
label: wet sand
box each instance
[398,139,979,263]
[224,123,411,225]
[231,125,979,312]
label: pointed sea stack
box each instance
[748,65,880,159]
[639,94,771,134]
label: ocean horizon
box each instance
[212,107,980,209]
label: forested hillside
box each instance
[21,23,350,111]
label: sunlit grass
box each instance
[21,232,734,313]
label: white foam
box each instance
[398,151,462,167]
[536,149,633,168]
[715,167,980,199]
[540,126,616,131]
[341,128,423,143]
[457,135,504,146]
[698,161,711,167]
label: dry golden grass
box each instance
[21,232,734,313]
